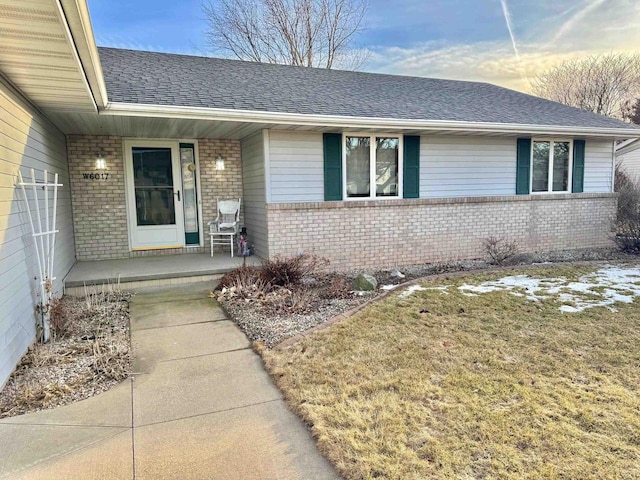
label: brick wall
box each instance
[267,193,618,270]
[67,135,129,260]
[198,139,244,232]
[67,136,243,260]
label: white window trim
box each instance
[342,132,404,200]
[529,138,574,194]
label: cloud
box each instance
[550,0,608,44]
[364,0,640,93]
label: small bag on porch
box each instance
[208,198,241,257]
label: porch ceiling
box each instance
[49,110,275,139]
[0,0,98,113]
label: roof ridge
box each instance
[95,45,492,87]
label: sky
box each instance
[87,0,640,93]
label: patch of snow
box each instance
[398,285,450,299]
[457,265,640,313]
[459,275,565,302]
[381,284,398,291]
[399,285,427,298]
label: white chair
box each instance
[208,198,241,257]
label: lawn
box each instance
[261,264,640,480]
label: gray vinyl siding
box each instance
[584,140,615,193]
[618,146,640,181]
[241,131,268,258]
[0,79,75,387]
[268,130,324,203]
[420,136,517,198]
[263,133,615,203]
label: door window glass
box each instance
[132,147,176,226]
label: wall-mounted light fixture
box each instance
[95,154,107,170]
[215,155,225,171]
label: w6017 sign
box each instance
[82,173,110,180]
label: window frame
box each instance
[342,132,404,200]
[529,138,574,194]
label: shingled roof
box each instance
[98,47,637,131]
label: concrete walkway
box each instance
[0,283,338,480]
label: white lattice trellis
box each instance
[17,169,62,342]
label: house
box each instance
[2,0,640,386]
[616,138,640,180]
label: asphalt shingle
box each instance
[98,47,637,130]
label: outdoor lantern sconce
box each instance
[215,155,225,171]
[95,154,107,170]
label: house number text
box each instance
[82,173,110,180]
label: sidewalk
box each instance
[0,283,338,480]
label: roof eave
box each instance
[615,138,640,155]
[58,0,108,108]
[104,102,640,138]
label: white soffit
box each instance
[0,0,97,113]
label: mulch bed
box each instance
[0,291,131,418]
[219,248,635,349]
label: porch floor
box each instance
[65,253,260,289]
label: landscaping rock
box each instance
[390,269,405,279]
[353,274,377,291]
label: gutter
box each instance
[104,102,640,138]
[615,138,640,155]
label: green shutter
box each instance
[572,140,585,193]
[323,133,342,201]
[403,135,420,198]
[516,138,531,195]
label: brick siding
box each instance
[67,136,243,260]
[267,193,618,270]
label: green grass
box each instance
[262,264,640,480]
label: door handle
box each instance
[174,190,181,202]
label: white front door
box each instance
[124,140,185,250]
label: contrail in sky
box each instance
[551,0,607,43]
[500,0,520,62]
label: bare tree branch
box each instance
[532,53,640,120]
[203,0,368,70]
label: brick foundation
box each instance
[267,194,618,270]
[67,136,243,260]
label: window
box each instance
[344,134,402,199]
[531,139,572,193]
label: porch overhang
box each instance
[0,0,107,115]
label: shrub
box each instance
[483,236,519,265]
[217,265,271,300]
[319,275,352,300]
[263,287,315,314]
[614,167,640,252]
[259,254,328,287]
[48,298,68,338]
[615,163,633,192]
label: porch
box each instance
[64,253,260,295]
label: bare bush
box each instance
[48,298,68,338]
[615,162,633,192]
[483,236,519,265]
[615,172,640,253]
[263,287,316,314]
[260,254,328,287]
[217,265,271,301]
[319,275,352,299]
